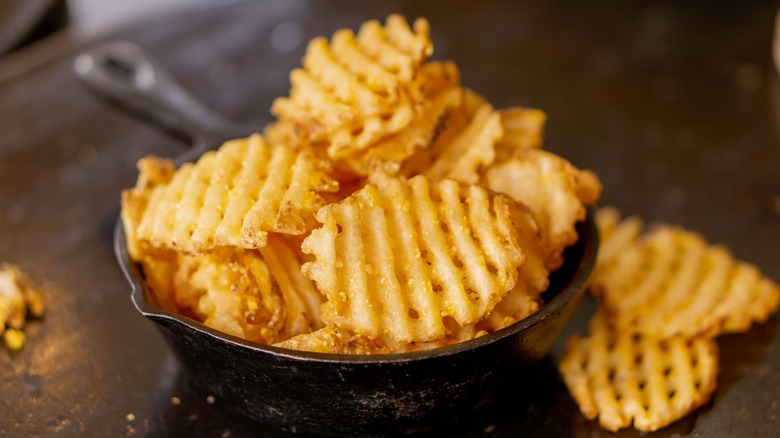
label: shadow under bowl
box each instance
[115,210,598,436]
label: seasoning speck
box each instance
[126,413,135,422]
[171,396,181,406]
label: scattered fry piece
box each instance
[593,225,780,338]
[559,312,719,432]
[0,264,46,351]
[561,207,779,432]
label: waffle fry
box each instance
[134,236,323,344]
[559,313,719,432]
[181,247,285,344]
[336,62,462,178]
[484,148,602,270]
[133,246,183,314]
[121,156,176,259]
[388,323,488,353]
[301,174,525,344]
[271,14,432,157]
[475,204,549,332]
[259,234,325,337]
[419,88,502,184]
[494,107,547,162]
[594,206,643,266]
[593,226,780,338]
[561,207,780,431]
[123,134,338,254]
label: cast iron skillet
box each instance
[74,41,599,437]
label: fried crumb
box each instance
[0,264,46,351]
[484,424,496,434]
[3,329,25,351]
[171,396,181,406]
[125,413,136,422]
[206,395,215,404]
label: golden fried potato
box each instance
[259,234,325,337]
[559,312,719,432]
[335,62,463,178]
[475,289,541,333]
[594,206,643,266]
[301,174,526,344]
[182,247,285,344]
[133,246,183,314]
[132,235,324,345]
[123,134,338,254]
[0,264,46,351]
[494,107,547,162]
[271,14,432,157]
[413,88,502,184]
[475,204,549,332]
[121,156,176,259]
[386,322,488,353]
[274,323,391,354]
[592,226,780,338]
[484,148,602,270]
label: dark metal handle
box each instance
[73,40,255,162]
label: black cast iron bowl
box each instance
[77,41,599,436]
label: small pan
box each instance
[74,41,598,436]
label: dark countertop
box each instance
[1,1,779,436]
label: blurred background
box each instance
[0,0,218,55]
[2,1,780,437]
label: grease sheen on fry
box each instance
[559,313,719,432]
[484,148,602,270]
[301,174,525,344]
[592,225,780,338]
[271,14,432,158]
[123,134,338,254]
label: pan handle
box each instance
[73,40,254,159]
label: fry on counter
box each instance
[0,264,46,351]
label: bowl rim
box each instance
[115,207,598,365]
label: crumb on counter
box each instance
[0,264,46,351]
[3,328,25,351]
